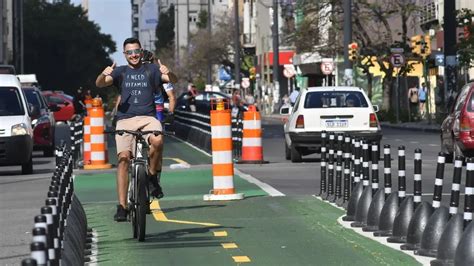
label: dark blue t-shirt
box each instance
[111,64,163,120]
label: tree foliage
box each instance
[23,0,116,93]
[155,4,175,54]
[456,8,474,68]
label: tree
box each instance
[155,4,175,54]
[456,8,474,69]
[23,0,116,94]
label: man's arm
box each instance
[96,62,116,88]
[166,89,176,113]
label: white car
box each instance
[281,86,382,162]
[0,74,35,173]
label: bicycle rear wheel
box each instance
[136,163,148,241]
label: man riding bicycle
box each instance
[95,37,176,222]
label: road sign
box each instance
[390,48,404,53]
[390,53,405,67]
[283,64,296,78]
[320,61,334,75]
[435,54,445,66]
[241,78,250,89]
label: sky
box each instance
[71,0,131,65]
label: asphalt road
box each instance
[0,119,465,265]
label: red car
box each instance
[441,82,474,161]
[22,87,59,156]
[42,91,75,122]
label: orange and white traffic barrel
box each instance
[204,98,244,201]
[83,116,91,165]
[238,105,268,164]
[83,97,111,170]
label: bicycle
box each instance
[108,129,164,242]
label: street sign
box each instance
[435,54,445,66]
[283,64,296,78]
[320,61,334,75]
[390,48,404,53]
[390,53,405,67]
[241,78,250,89]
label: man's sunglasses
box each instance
[123,48,143,55]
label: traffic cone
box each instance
[237,105,268,164]
[204,99,244,201]
[83,97,111,170]
[83,116,91,165]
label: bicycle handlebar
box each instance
[104,129,175,137]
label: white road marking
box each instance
[235,169,285,197]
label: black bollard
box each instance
[319,131,327,197]
[46,198,61,261]
[330,134,344,202]
[32,227,48,260]
[401,150,435,251]
[40,206,57,264]
[324,133,335,200]
[21,258,37,266]
[397,146,407,203]
[463,158,474,228]
[351,141,373,228]
[454,221,474,266]
[363,142,384,232]
[387,196,415,243]
[373,145,399,237]
[339,134,352,208]
[342,138,363,221]
[30,242,47,266]
[417,152,449,257]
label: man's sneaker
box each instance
[149,173,164,199]
[114,205,127,222]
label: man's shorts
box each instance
[115,116,162,155]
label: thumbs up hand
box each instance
[157,59,169,75]
[102,62,116,76]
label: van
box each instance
[0,74,34,174]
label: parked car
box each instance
[0,74,34,174]
[176,91,250,114]
[281,86,382,162]
[441,82,474,161]
[22,86,59,156]
[42,91,75,122]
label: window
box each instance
[304,91,368,109]
[455,84,471,112]
[0,87,24,116]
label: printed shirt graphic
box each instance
[112,64,163,120]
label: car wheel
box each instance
[21,156,33,175]
[290,144,302,162]
[285,143,291,160]
[43,145,55,157]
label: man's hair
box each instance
[123,37,141,49]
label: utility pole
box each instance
[272,0,280,102]
[207,0,212,84]
[343,0,352,85]
[234,0,241,88]
[444,0,457,109]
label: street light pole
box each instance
[234,0,241,88]
[272,0,280,102]
[207,0,212,84]
[343,0,352,85]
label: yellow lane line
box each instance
[221,243,238,249]
[150,200,220,227]
[163,157,190,165]
[213,231,228,237]
[232,256,251,263]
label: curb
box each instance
[380,123,440,133]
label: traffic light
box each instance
[410,35,422,55]
[421,35,431,57]
[348,42,358,61]
[249,67,256,80]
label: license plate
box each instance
[325,119,348,128]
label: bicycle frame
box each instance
[127,137,149,214]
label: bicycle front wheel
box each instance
[136,163,148,241]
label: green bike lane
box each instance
[75,137,419,265]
